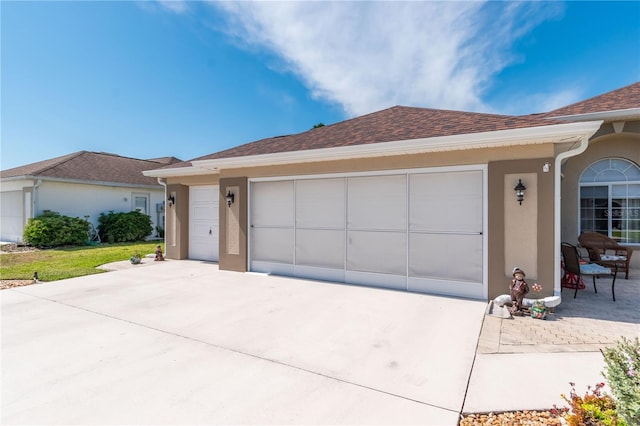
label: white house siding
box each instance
[0,180,165,242]
[36,181,165,235]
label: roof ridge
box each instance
[546,81,640,116]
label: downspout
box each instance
[157,178,167,248]
[32,179,42,217]
[553,135,590,300]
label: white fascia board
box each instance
[142,165,213,178]
[548,108,640,123]
[193,121,603,170]
[1,175,162,189]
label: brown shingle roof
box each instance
[194,106,565,161]
[544,82,640,117]
[0,151,173,186]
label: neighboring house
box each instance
[0,151,182,242]
[144,82,639,302]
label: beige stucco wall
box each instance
[561,125,640,268]
[161,142,561,300]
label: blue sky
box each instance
[2,1,639,170]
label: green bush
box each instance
[97,211,153,243]
[23,211,90,247]
[602,337,640,425]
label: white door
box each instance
[189,185,219,261]
[249,168,486,299]
[0,191,24,242]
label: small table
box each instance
[600,254,626,262]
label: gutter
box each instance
[553,122,602,301]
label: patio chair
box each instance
[561,242,618,301]
[578,232,633,279]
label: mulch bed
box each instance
[1,280,37,290]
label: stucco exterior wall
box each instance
[165,184,189,259]
[35,181,165,233]
[487,159,555,300]
[1,179,164,242]
[561,127,640,268]
[219,177,248,271]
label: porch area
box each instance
[478,268,640,354]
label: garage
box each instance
[249,166,487,299]
[189,185,219,262]
[0,191,26,242]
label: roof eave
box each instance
[547,108,640,123]
[142,165,217,178]
[192,120,603,171]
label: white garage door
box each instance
[189,185,219,262]
[250,167,486,299]
[1,191,25,242]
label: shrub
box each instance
[557,382,626,426]
[23,211,89,247]
[602,337,640,425]
[97,211,153,243]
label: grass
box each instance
[0,242,159,282]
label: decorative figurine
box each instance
[154,245,165,261]
[509,267,529,315]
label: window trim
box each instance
[578,158,640,245]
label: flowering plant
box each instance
[530,282,543,298]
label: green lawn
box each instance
[0,242,159,282]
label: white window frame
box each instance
[578,158,640,245]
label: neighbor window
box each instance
[579,158,640,244]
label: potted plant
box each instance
[130,253,142,264]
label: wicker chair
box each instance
[561,242,617,301]
[577,232,633,279]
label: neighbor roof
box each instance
[544,82,640,118]
[1,151,182,186]
[192,107,566,162]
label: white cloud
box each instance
[156,0,189,14]
[210,1,563,117]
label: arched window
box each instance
[579,158,640,244]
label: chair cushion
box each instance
[580,263,612,275]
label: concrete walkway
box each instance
[464,268,640,414]
[1,259,638,424]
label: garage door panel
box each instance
[296,179,345,229]
[0,191,23,242]
[296,229,344,269]
[348,175,406,230]
[252,227,294,264]
[189,185,219,262]
[409,233,482,283]
[410,171,482,232]
[347,231,406,275]
[252,181,294,227]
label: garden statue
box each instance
[509,267,529,316]
[154,245,165,261]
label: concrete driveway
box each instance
[1,260,486,425]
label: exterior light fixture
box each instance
[226,190,235,207]
[514,179,526,205]
[167,194,175,207]
[543,162,551,173]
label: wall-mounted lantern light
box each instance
[167,194,175,207]
[226,190,235,207]
[514,179,526,205]
[543,162,551,173]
